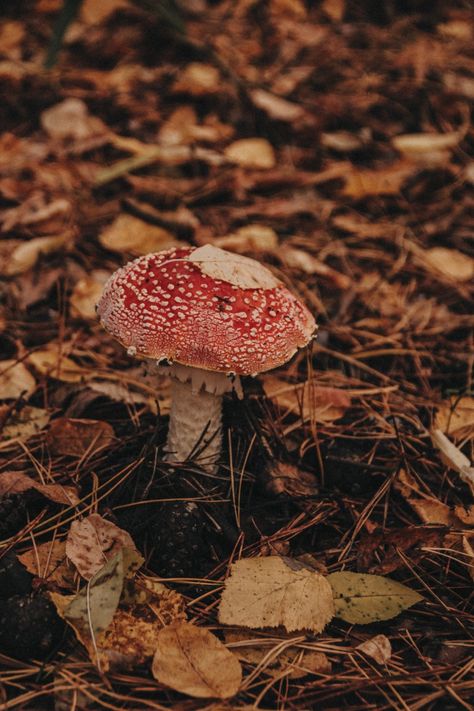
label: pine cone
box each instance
[0,593,64,660]
[0,551,33,599]
[0,493,28,540]
[149,501,210,578]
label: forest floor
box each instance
[0,0,473,708]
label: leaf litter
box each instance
[0,0,473,708]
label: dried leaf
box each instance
[218,557,335,633]
[95,609,164,670]
[28,348,85,382]
[263,377,350,423]
[280,246,351,289]
[422,247,474,282]
[0,470,79,505]
[431,429,474,495]
[0,360,36,400]
[18,539,75,589]
[41,98,107,142]
[213,224,279,253]
[172,63,221,96]
[46,417,115,457]
[249,89,311,124]
[190,245,281,289]
[66,513,138,580]
[1,234,68,276]
[435,397,474,439]
[327,572,423,624]
[357,634,391,665]
[342,161,415,198]
[98,213,179,255]
[70,273,109,320]
[392,131,460,165]
[0,406,50,442]
[80,0,129,24]
[152,622,242,699]
[224,138,276,169]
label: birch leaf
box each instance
[152,622,242,699]
[218,557,335,633]
[328,572,423,624]
[189,245,280,289]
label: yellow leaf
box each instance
[28,348,85,382]
[218,557,335,633]
[152,622,242,699]
[98,213,179,255]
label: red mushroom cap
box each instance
[97,246,316,375]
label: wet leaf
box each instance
[218,557,335,633]
[66,513,138,580]
[152,622,242,699]
[46,417,115,457]
[0,360,36,400]
[0,470,79,505]
[224,138,276,169]
[327,572,423,624]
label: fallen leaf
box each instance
[454,505,474,526]
[392,131,460,165]
[41,98,107,142]
[70,273,109,320]
[0,470,79,505]
[249,88,312,124]
[218,557,335,633]
[431,429,474,495]
[98,213,179,255]
[46,417,115,457]
[327,571,423,624]
[0,406,50,442]
[66,513,138,580]
[95,608,165,670]
[265,460,319,509]
[152,622,242,699]
[213,224,279,253]
[190,245,281,289]
[172,63,221,96]
[435,397,474,439]
[279,246,351,289]
[1,195,71,233]
[1,234,68,276]
[421,247,474,282]
[80,0,129,24]
[321,0,345,21]
[224,138,276,169]
[28,348,85,382]
[18,539,75,589]
[0,21,25,59]
[158,106,199,146]
[342,161,415,198]
[393,469,460,526]
[0,360,36,400]
[357,634,391,665]
[263,377,350,423]
[357,526,445,574]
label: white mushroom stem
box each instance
[160,364,242,472]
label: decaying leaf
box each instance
[218,557,335,633]
[357,526,445,575]
[213,224,279,253]
[357,634,392,665]
[224,138,276,169]
[98,213,180,255]
[52,547,144,662]
[327,571,423,624]
[152,622,242,699]
[28,348,85,382]
[0,360,36,400]
[66,513,138,580]
[46,417,115,457]
[190,245,281,289]
[18,539,75,589]
[0,470,79,505]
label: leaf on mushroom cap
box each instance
[97,246,316,375]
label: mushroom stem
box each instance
[164,371,226,472]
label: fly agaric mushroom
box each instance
[97,245,316,471]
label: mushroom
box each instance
[97,245,316,471]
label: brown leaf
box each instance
[357,526,445,574]
[392,131,461,165]
[224,138,276,169]
[430,429,474,495]
[18,539,75,589]
[172,63,221,96]
[0,406,50,443]
[0,360,36,400]
[0,470,79,505]
[357,634,391,665]
[342,161,415,198]
[249,88,313,124]
[70,273,110,320]
[28,347,86,382]
[1,234,69,276]
[66,513,138,580]
[98,213,180,255]
[213,224,279,253]
[421,247,474,282]
[152,622,242,699]
[279,245,351,289]
[263,377,350,423]
[435,397,474,440]
[41,98,107,142]
[46,417,115,457]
